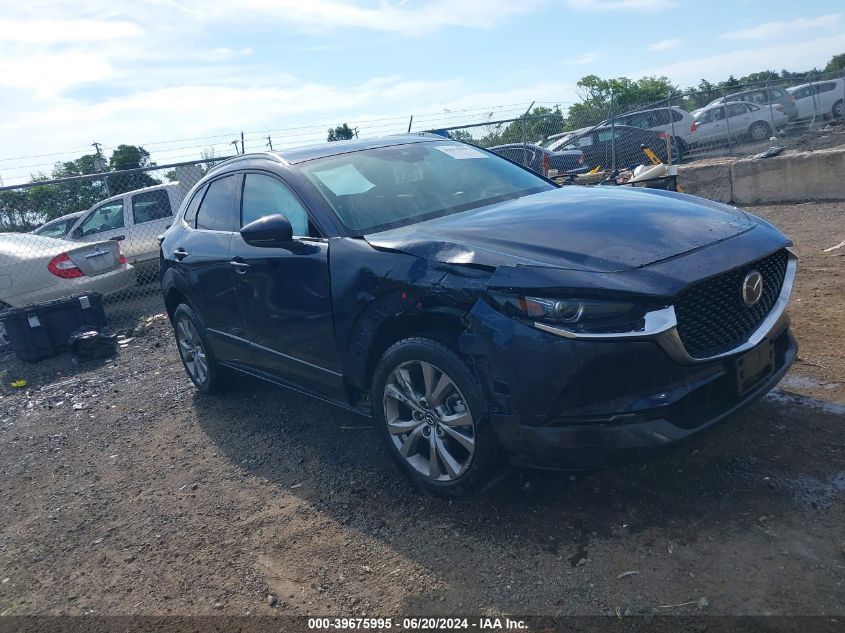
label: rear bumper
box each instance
[491,328,795,470]
[2,265,136,308]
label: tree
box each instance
[106,144,158,194]
[476,106,566,147]
[566,75,677,128]
[825,53,845,73]
[327,124,355,142]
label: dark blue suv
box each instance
[160,134,796,497]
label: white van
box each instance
[67,183,184,275]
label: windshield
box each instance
[298,141,553,234]
[32,216,75,238]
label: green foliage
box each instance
[474,106,566,147]
[0,144,160,232]
[327,124,355,142]
[566,75,677,128]
[825,53,845,73]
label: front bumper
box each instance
[460,255,797,471]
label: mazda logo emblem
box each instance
[741,270,764,307]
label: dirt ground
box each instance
[0,203,843,618]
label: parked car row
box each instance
[530,78,842,167]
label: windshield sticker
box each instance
[311,164,376,196]
[433,145,488,160]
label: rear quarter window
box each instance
[182,185,206,226]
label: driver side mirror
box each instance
[240,214,293,247]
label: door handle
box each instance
[173,248,189,261]
[110,235,126,241]
[230,258,250,274]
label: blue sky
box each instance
[0,0,843,184]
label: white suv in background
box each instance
[67,183,184,281]
[598,106,698,150]
[787,79,845,120]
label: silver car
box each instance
[690,101,788,146]
[0,233,135,309]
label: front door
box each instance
[229,171,344,398]
[75,198,128,246]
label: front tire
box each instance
[173,304,222,394]
[749,121,771,142]
[833,99,844,119]
[371,337,498,498]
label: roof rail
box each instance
[206,151,288,175]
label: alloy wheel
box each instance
[176,318,208,385]
[382,360,476,482]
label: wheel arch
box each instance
[344,294,469,393]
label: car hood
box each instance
[365,186,756,273]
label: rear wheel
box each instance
[173,304,222,394]
[833,99,844,119]
[371,337,498,498]
[749,121,771,142]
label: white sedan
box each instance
[690,101,789,146]
[0,233,135,309]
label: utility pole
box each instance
[266,136,274,151]
[230,140,240,155]
[241,131,245,155]
[353,127,359,139]
[92,142,110,196]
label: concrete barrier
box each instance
[677,158,734,203]
[678,147,845,205]
[731,148,845,205]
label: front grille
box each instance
[674,249,789,358]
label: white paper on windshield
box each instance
[311,164,375,196]
[434,145,487,159]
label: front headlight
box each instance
[490,293,653,334]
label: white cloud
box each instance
[647,38,681,51]
[721,14,840,40]
[0,19,143,43]
[636,32,845,87]
[576,51,601,65]
[565,0,676,10]
[0,52,119,95]
[185,0,547,35]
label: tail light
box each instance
[542,152,550,176]
[48,253,84,279]
[775,105,784,112]
[117,244,127,266]
[657,132,668,139]
[690,121,698,132]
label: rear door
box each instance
[791,85,815,118]
[725,103,752,138]
[228,171,344,398]
[128,187,175,264]
[171,174,251,367]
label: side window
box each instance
[817,82,836,94]
[131,189,173,224]
[672,110,684,122]
[79,201,125,237]
[241,173,315,237]
[183,185,206,226]
[794,87,811,99]
[748,91,766,104]
[196,176,238,232]
[652,110,671,126]
[727,103,747,117]
[770,88,785,100]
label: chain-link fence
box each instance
[435,68,845,176]
[1,66,843,358]
[0,158,229,352]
